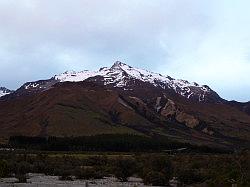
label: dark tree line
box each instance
[8,134,230,153]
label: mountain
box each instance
[0,62,250,149]
[227,101,250,116]
[0,87,13,98]
[15,61,222,103]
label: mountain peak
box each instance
[0,87,13,98]
[113,61,127,66]
[111,61,130,70]
[18,62,221,103]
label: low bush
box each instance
[113,158,137,182]
[176,169,206,185]
[58,169,73,181]
[74,167,104,180]
[143,171,168,186]
[0,159,8,178]
[16,174,27,183]
[142,155,173,186]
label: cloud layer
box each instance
[0,0,249,101]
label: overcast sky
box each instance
[0,0,250,101]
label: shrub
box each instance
[143,171,168,186]
[16,174,27,183]
[16,161,32,175]
[177,169,205,185]
[59,175,73,181]
[75,167,104,179]
[58,170,73,181]
[142,155,173,185]
[113,158,137,182]
[0,159,8,178]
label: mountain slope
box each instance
[227,101,250,116]
[2,81,249,149]
[0,62,249,149]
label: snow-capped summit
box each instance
[0,87,13,98]
[53,61,215,101]
[19,61,221,102]
[111,61,125,67]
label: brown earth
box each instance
[0,81,250,149]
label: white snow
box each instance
[53,61,211,98]
[23,61,211,101]
[0,88,11,98]
[0,90,7,97]
[25,83,40,89]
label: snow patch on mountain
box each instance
[0,87,13,98]
[21,61,218,102]
[53,61,212,101]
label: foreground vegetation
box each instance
[0,134,249,186]
[0,150,249,186]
